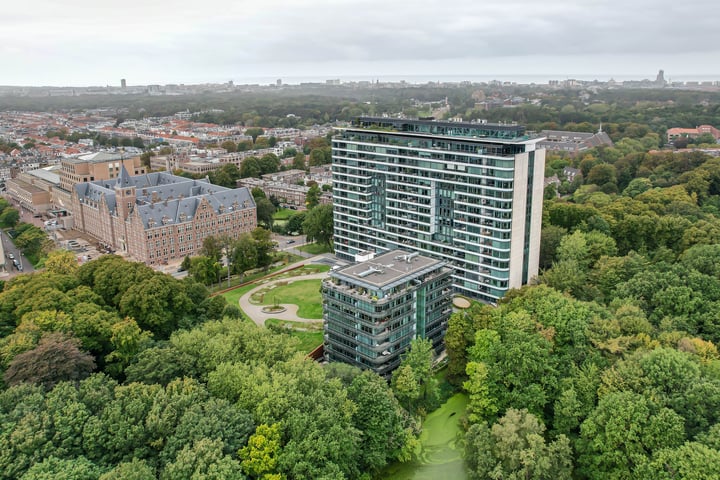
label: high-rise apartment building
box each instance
[322,250,452,375]
[332,117,545,303]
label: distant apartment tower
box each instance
[121,79,127,89]
[322,250,452,375]
[332,117,546,304]
[655,69,666,86]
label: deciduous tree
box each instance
[577,391,685,480]
[161,438,244,480]
[4,332,95,390]
[292,152,306,170]
[99,458,156,480]
[238,423,282,479]
[21,455,102,480]
[302,204,333,248]
[44,250,79,276]
[305,184,321,209]
[465,408,573,480]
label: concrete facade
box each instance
[60,152,146,193]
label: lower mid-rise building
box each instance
[72,166,256,265]
[538,128,613,155]
[60,152,146,193]
[322,249,452,376]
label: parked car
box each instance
[7,253,14,260]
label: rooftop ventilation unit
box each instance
[357,267,382,278]
[405,252,419,263]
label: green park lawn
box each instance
[219,264,328,353]
[219,264,327,305]
[220,282,257,306]
[272,208,295,220]
[265,318,324,353]
[259,279,323,319]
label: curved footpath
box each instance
[238,257,330,326]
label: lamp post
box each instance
[226,248,231,288]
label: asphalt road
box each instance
[1,229,34,276]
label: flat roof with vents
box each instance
[334,249,444,289]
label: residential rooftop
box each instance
[333,249,445,291]
[28,165,61,184]
[67,151,130,163]
[350,116,536,142]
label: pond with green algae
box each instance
[382,393,469,480]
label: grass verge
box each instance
[297,242,333,255]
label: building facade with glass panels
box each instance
[322,250,452,376]
[332,117,545,304]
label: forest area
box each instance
[2,87,720,478]
[450,137,720,477]
[0,252,419,479]
[2,84,718,131]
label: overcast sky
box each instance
[3,0,719,86]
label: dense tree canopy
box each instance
[3,84,720,479]
[456,137,720,479]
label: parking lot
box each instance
[49,225,116,265]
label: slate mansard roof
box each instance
[74,166,255,229]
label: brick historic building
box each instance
[72,167,256,265]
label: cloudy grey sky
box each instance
[3,0,719,86]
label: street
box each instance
[271,232,316,258]
[0,229,34,277]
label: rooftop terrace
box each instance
[333,249,445,290]
[351,116,535,142]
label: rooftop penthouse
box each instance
[353,116,537,142]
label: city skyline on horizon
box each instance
[3,0,719,88]
[4,71,720,90]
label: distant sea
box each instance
[227,74,720,86]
